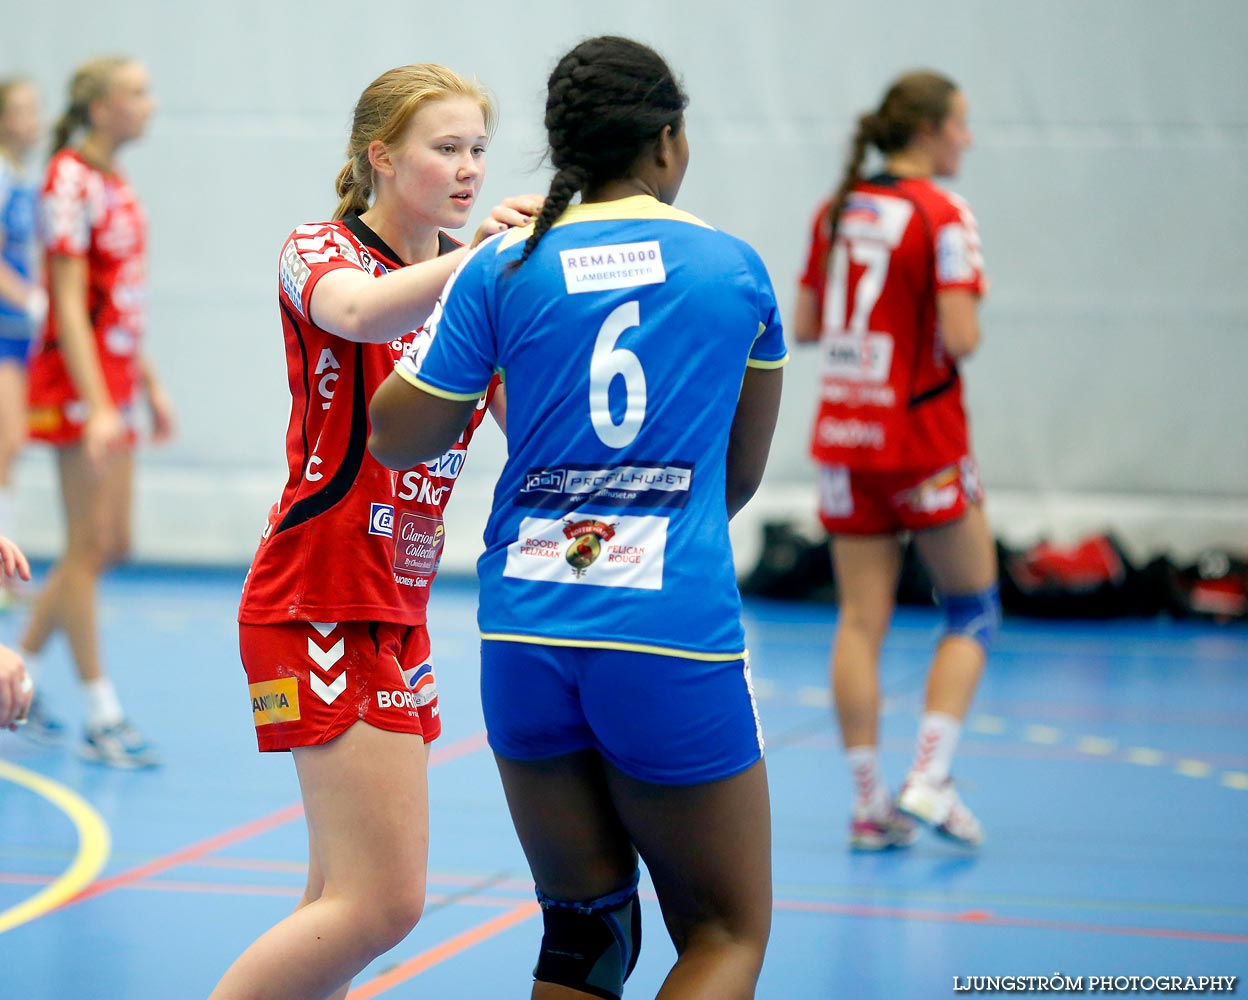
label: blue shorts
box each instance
[481,639,765,786]
[0,333,32,366]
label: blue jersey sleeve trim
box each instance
[396,368,487,401]
[746,354,789,370]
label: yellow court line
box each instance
[0,759,111,934]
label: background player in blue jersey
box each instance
[0,79,45,554]
[371,35,786,1000]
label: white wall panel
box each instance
[3,0,1245,565]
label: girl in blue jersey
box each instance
[371,35,786,1000]
[0,79,44,551]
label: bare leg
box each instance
[911,504,997,720]
[0,360,24,490]
[495,751,639,1000]
[295,828,351,1000]
[208,724,430,1000]
[495,752,772,1000]
[609,761,772,999]
[828,535,903,749]
[20,445,131,681]
[0,361,24,601]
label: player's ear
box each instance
[654,124,675,168]
[368,139,394,179]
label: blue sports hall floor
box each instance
[1,566,1245,999]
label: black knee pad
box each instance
[533,873,641,1000]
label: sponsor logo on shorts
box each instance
[895,465,961,514]
[818,466,854,518]
[377,688,434,712]
[369,503,394,538]
[250,678,300,726]
[400,661,438,707]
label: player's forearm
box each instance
[321,249,465,345]
[0,259,36,312]
[55,305,113,412]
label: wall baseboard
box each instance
[8,461,1246,573]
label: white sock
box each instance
[911,712,961,783]
[83,677,124,730]
[846,745,889,816]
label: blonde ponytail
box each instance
[52,56,132,153]
[332,157,371,221]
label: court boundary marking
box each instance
[0,759,111,935]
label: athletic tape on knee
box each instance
[533,870,641,1000]
[939,584,1001,651]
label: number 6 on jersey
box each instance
[589,300,648,448]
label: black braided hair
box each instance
[514,36,688,269]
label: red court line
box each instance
[346,902,541,999]
[774,898,1248,945]
[63,802,306,908]
[57,729,491,912]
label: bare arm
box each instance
[725,366,784,519]
[308,249,468,345]
[48,254,128,466]
[309,196,541,345]
[368,371,481,470]
[0,224,41,314]
[791,286,822,344]
[139,354,176,444]
[936,289,981,360]
[49,255,109,409]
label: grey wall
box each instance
[5,0,1246,567]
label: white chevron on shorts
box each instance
[307,634,347,704]
[309,622,338,638]
[307,637,345,671]
[310,670,347,705]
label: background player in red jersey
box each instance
[209,65,537,1000]
[16,56,171,767]
[794,70,998,850]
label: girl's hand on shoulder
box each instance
[470,195,545,247]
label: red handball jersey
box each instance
[238,215,494,626]
[28,149,147,439]
[800,174,985,471]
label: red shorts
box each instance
[27,348,139,446]
[817,456,984,536]
[239,620,441,752]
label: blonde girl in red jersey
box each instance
[208,65,537,1000]
[795,71,998,850]
[17,57,172,767]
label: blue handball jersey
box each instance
[0,159,38,335]
[398,195,788,660]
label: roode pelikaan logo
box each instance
[562,519,617,578]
